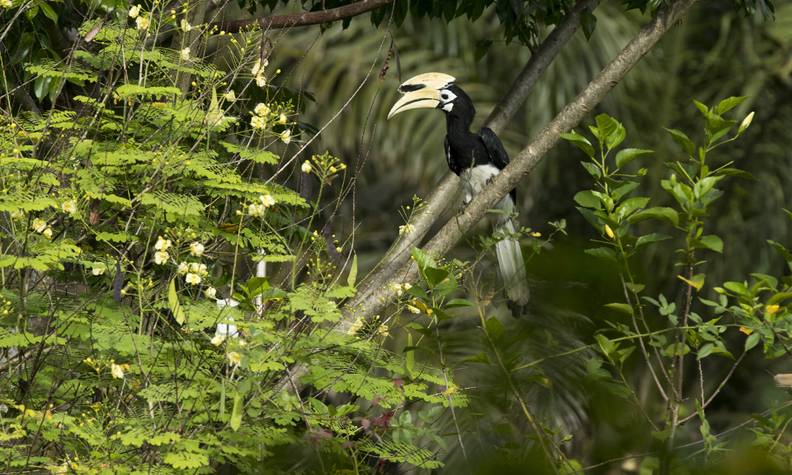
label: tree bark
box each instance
[343,0,698,326]
[216,0,394,33]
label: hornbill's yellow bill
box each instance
[387,72,456,119]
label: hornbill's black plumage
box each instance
[388,73,529,306]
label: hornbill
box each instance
[387,72,530,306]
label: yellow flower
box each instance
[135,16,150,30]
[301,161,313,173]
[223,90,236,102]
[406,304,421,314]
[204,286,217,299]
[739,326,753,335]
[179,47,190,61]
[604,224,615,239]
[766,304,781,315]
[210,334,225,346]
[42,228,53,239]
[128,4,140,18]
[530,231,542,238]
[91,265,106,276]
[226,351,242,366]
[185,272,201,285]
[278,113,288,125]
[280,129,291,144]
[177,262,189,274]
[189,242,205,257]
[179,18,192,32]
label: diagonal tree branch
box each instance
[348,0,599,316]
[344,0,698,324]
[216,0,394,33]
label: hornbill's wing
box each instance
[479,127,509,170]
[479,126,516,202]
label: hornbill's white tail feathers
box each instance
[494,217,530,306]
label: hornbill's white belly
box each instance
[461,164,513,211]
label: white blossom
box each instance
[179,18,192,32]
[110,363,125,379]
[280,129,291,144]
[61,200,77,215]
[179,47,190,61]
[135,16,150,30]
[32,218,47,233]
[254,103,270,116]
[259,194,276,208]
[128,4,140,18]
[204,286,217,299]
[185,272,201,285]
[177,262,189,274]
[250,115,267,130]
[301,161,312,173]
[189,242,204,257]
[154,251,169,265]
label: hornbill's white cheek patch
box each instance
[442,103,454,112]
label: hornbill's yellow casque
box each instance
[388,72,530,306]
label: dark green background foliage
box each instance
[1,0,792,473]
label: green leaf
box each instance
[230,393,243,431]
[585,247,618,263]
[615,148,653,169]
[628,207,679,226]
[678,273,705,291]
[611,182,640,201]
[665,128,695,156]
[604,303,634,315]
[697,235,724,253]
[697,343,715,360]
[573,190,601,209]
[580,161,601,178]
[405,333,415,377]
[560,131,594,157]
[347,254,358,287]
[163,451,209,469]
[445,298,473,308]
[595,114,625,149]
[424,267,449,287]
[723,281,749,296]
[715,96,747,115]
[635,233,671,249]
[745,332,761,351]
[625,282,645,293]
[485,317,505,341]
[615,197,650,220]
[168,279,186,325]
